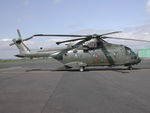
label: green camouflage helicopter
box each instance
[10,30,150,72]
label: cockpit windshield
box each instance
[125,47,136,56]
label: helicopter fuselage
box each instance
[52,40,141,68]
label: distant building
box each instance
[138,47,150,58]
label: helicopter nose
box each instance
[136,57,141,64]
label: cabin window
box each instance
[92,52,98,58]
[74,53,78,57]
[92,53,96,57]
[106,52,110,56]
[114,52,118,56]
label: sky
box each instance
[0,0,150,59]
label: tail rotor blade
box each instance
[9,29,33,47]
[9,43,14,46]
[17,29,22,38]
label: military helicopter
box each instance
[10,30,150,72]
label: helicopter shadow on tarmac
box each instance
[25,66,149,74]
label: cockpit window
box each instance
[125,47,135,56]
[126,49,131,55]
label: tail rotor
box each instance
[9,29,30,54]
[9,29,33,46]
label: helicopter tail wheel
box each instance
[128,65,133,70]
[80,67,84,72]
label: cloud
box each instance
[53,0,62,4]
[112,25,150,41]
[105,25,150,51]
[0,38,12,49]
[0,38,17,59]
[0,38,12,42]
[36,38,67,49]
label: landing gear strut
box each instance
[80,67,84,72]
[128,65,133,70]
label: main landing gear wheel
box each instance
[128,65,133,70]
[80,67,84,72]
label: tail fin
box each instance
[12,38,30,54]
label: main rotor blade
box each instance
[33,34,86,37]
[22,36,33,41]
[103,36,150,42]
[100,31,122,36]
[33,31,121,38]
[56,37,88,45]
[32,34,89,45]
[33,31,121,44]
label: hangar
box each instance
[138,47,150,58]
